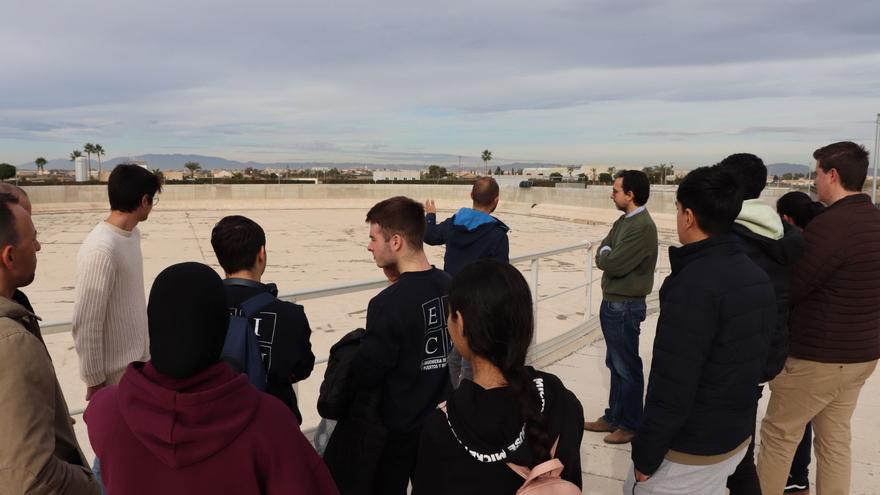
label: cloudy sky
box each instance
[2,0,879,167]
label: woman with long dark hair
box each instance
[412,259,584,494]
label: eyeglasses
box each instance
[151,195,160,206]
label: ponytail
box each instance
[502,364,551,465]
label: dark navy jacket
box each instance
[425,208,510,276]
[632,234,775,475]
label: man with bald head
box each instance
[424,176,509,386]
[424,176,509,275]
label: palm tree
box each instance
[590,167,598,183]
[69,150,82,162]
[184,161,201,178]
[481,150,492,175]
[608,166,616,177]
[151,168,165,182]
[35,157,47,174]
[83,143,96,178]
[94,144,105,179]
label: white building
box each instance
[373,170,421,181]
[74,156,89,182]
[522,167,569,178]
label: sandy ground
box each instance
[31,198,675,461]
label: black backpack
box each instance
[221,292,276,390]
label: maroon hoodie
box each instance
[85,361,338,495]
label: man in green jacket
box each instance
[0,193,99,494]
[584,170,658,444]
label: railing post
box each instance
[585,244,594,321]
[530,257,539,345]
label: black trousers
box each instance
[374,428,422,495]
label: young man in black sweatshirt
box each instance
[210,215,315,423]
[626,166,775,494]
[353,196,452,495]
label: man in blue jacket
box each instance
[626,166,775,494]
[424,176,510,276]
[424,177,509,387]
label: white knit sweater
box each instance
[72,221,149,387]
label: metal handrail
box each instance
[63,240,601,417]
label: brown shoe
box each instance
[584,417,616,433]
[604,428,635,444]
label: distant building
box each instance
[75,157,89,182]
[163,171,185,181]
[373,170,421,181]
[523,167,568,178]
[212,170,234,179]
[117,160,150,170]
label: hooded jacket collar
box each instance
[452,208,508,232]
[0,295,41,336]
[734,199,784,240]
[117,361,261,468]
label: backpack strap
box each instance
[506,437,562,480]
[239,292,277,319]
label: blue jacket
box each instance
[425,208,510,275]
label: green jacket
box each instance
[0,297,99,494]
[596,208,659,301]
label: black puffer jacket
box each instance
[632,234,776,475]
[320,329,386,495]
[731,221,804,382]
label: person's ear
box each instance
[684,208,696,230]
[0,244,14,270]
[389,233,403,252]
[140,194,151,209]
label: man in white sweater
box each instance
[73,164,162,401]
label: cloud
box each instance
[1,0,878,165]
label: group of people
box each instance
[584,141,879,495]
[0,139,876,495]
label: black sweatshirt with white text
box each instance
[353,267,453,433]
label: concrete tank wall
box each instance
[22,183,799,215]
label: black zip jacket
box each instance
[425,209,510,275]
[412,368,584,495]
[224,279,316,423]
[632,235,775,475]
[731,221,804,382]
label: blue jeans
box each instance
[599,299,646,432]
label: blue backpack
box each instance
[221,292,277,391]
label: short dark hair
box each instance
[616,170,650,206]
[211,215,266,274]
[717,153,767,200]
[0,193,21,249]
[471,177,499,207]
[776,191,825,229]
[813,141,869,191]
[108,164,162,212]
[677,166,743,235]
[365,196,425,250]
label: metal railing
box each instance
[61,238,673,419]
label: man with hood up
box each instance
[717,154,805,495]
[84,262,338,495]
[424,176,510,387]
